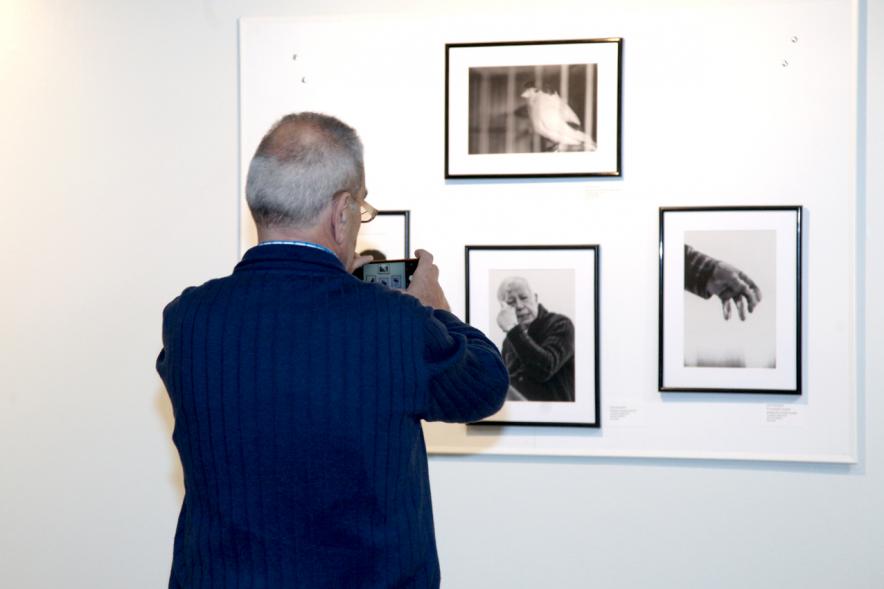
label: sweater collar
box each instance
[256,239,336,257]
[234,242,346,274]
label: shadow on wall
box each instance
[154,384,184,497]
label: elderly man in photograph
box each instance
[496,276,575,402]
[156,112,508,588]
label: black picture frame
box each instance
[465,245,600,427]
[658,206,803,394]
[445,38,622,179]
[356,210,410,261]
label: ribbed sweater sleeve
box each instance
[419,309,508,423]
[684,244,719,298]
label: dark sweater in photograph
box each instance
[501,304,575,402]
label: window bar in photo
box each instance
[532,65,543,152]
[478,71,490,154]
[505,67,516,153]
[586,64,597,150]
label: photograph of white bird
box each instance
[521,87,596,152]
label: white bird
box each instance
[520,87,596,152]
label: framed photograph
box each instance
[659,206,803,394]
[465,245,600,426]
[445,38,622,179]
[356,210,410,260]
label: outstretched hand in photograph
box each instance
[684,245,762,321]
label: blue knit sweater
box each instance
[156,244,508,588]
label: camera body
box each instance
[353,258,419,290]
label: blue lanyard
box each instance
[258,240,336,257]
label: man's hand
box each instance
[706,261,762,321]
[496,302,518,333]
[348,252,374,274]
[406,249,451,311]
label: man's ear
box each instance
[330,191,351,245]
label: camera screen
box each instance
[361,261,410,289]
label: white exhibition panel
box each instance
[239,0,857,463]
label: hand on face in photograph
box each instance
[496,303,519,333]
[496,277,538,332]
[405,249,451,311]
[705,260,763,321]
[496,275,575,403]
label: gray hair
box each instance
[245,112,364,229]
[497,276,534,301]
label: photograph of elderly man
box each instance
[495,275,576,402]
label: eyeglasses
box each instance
[359,199,378,223]
[335,189,378,223]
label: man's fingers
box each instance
[726,274,759,314]
[746,293,759,313]
[739,281,759,313]
[414,249,433,264]
[350,254,374,272]
[738,271,763,307]
[722,299,732,320]
[412,249,439,279]
[405,249,450,310]
[744,291,758,314]
[738,271,762,299]
[735,296,747,321]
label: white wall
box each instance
[0,1,880,587]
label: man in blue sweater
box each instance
[157,112,509,588]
